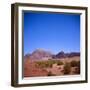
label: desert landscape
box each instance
[24,49,80,77]
[23,12,80,78]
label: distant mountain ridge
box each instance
[54,51,80,59]
[24,49,80,61]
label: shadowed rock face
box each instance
[55,51,66,58]
[24,49,80,61]
[55,52,80,59]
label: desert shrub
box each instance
[36,61,53,68]
[47,71,56,76]
[74,67,80,74]
[47,71,52,76]
[64,62,71,75]
[57,61,64,65]
[43,62,51,68]
[36,61,45,68]
[46,60,56,68]
[47,61,54,67]
[48,62,52,67]
[73,61,80,74]
[36,60,64,68]
[44,63,49,67]
[76,61,80,67]
[70,60,80,67]
[48,60,56,64]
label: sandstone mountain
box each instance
[24,49,52,61]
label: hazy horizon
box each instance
[24,11,80,55]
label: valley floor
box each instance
[24,56,80,77]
